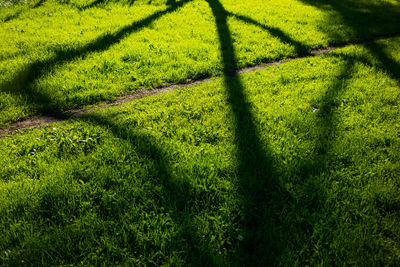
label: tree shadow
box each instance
[1,0,191,120]
[3,0,397,263]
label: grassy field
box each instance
[1,34,400,265]
[1,0,400,127]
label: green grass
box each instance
[1,0,400,127]
[1,37,400,265]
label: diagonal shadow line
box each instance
[206,0,287,264]
[1,0,191,119]
[79,112,220,265]
[33,0,46,8]
[362,41,400,84]
[327,46,400,86]
[227,11,309,55]
[315,59,355,158]
[2,10,22,23]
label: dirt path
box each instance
[1,33,399,137]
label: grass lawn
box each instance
[1,35,400,265]
[1,0,400,127]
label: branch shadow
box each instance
[2,10,22,23]
[166,0,176,6]
[33,0,47,8]
[1,0,191,120]
[280,56,357,266]
[362,41,400,84]
[298,0,400,83]
[79,112,222,265]
[314,59,355,157]
[227,11,309,56]
[1,0,48,23]
[300,0,400,37]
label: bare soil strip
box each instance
[1,33,399,136]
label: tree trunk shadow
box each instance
[206,0,288,264]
